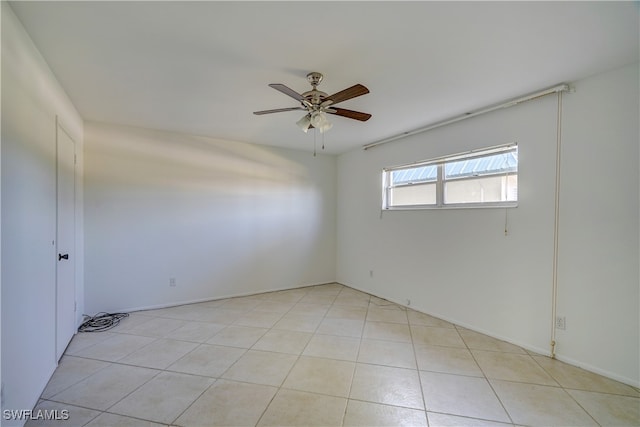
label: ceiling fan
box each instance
[253,72,371,133]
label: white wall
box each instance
[1,2,84,423]
[84,122,336,313]
[336,63,639,386]
[337,92,559,355]
[556,63,639,385]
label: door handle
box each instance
[58,253,69,261]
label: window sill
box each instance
[383,202,518,211]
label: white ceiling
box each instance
[9,1,639,154]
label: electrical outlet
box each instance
[169,277,176,287]
[555,316,566,330]
[369,270,374,278]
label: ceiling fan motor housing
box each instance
[301,90,328,109]
[302,72,328,109]
[306,72,323,87]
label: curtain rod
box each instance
[363,83,571,151]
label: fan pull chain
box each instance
[313,129,317,157]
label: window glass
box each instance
[391,164,437,185]
[444,151,517,179]
[383,144,517,209]
[390,183,437,206]
[444,174,518,204]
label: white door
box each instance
[56,122,76,360]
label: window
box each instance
[383,144,518,209]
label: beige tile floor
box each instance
[30,283,639,427]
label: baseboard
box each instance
[552,353,640,389]
[97,279,639,389]
[105,281,338,314]
[335,281,639,389]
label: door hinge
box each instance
[74,301,77,312]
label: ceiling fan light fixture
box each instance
[320,120,333,134]
[296,114,312,133]
[310,111,333,133]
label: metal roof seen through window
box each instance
[391,150,517,185]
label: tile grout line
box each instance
[165,289,288,427]
[40,356,113,402]
[77,294,267,426]
[528,353,603,427]
[422,409,518,426]
[340,290,372,426]
[168,376,218,427]
[99,366,164,423]
[407,311,432,427]
[252,284,330,427]
[455,324,516,426]
[46,365,165,425]
[292,285,350,427]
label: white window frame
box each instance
[382,143,518,210]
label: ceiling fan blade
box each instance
[323,84,369,106]
[268,83,305,101]
[253,107,305,115]
[328,107,372,122]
